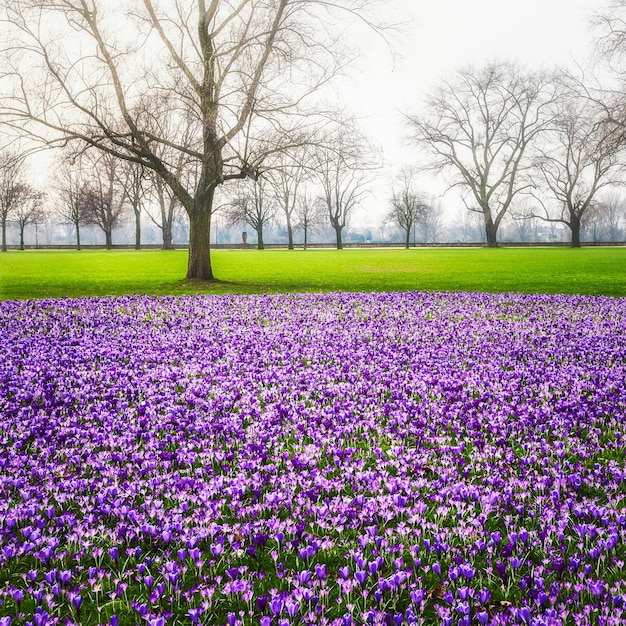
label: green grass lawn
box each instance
[1,247,625,300]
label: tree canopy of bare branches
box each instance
[265,148,310,250]
[53,153,94,250]
[82,154,128,249]
[10,184,45,250]
[313,127,376,250]
[387,169,427,248]
[407,62,558,247]
[1,0,386,278]
[531,90,624,247]
[227,178,275,249]
[0,149,30,251]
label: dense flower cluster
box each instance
[0,291,625,626]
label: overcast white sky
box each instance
[342,0,606,208]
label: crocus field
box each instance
[0,291,625,626]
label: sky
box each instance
[341,0,607,215]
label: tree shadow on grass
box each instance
[175,277,268,295]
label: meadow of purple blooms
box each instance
[0,291,624,626]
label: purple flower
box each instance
[255,595,269,612]
[269,597,283,616]
[457,587,470,602]
[459,563,475,580]
[478,588,491,605]
[12,589,23,607]
[285,600,300,618]
[315,563,327,579]
[517,607,531,624]
[70,592,82,611]
[590,580,604,597]
[1,292,625,625]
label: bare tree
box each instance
[11,184,45,250]
[83,154,127,249]
[595,191,625,241]
[314,128,375,250]
[0,149,26,252]
[294,189,324,250]
[147,174,185,250]
[266,148,309,249]
[118,161,149,250]
[388,169,427,248]
[1,0,387,279]
[531,93,623,247]
[53,155,92,250]
[228,179,275,250]
[408,62,558,247]
[415,197,445,244]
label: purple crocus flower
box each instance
[269,597,283,616]
[12,589,23,608]
[285,600,299,618]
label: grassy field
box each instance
[1,247,625,300]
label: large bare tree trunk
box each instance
[286,215,294,250]
[570,215,582,248]
[75,222,81,251]
[163,226,173,250]
[134,210,141,250]
[1,220,6,252]
[187,196,213,280]
[335,226,343,250]
[484,213,499,247]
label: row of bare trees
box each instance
[406,61,625,248]
[0,151,44,252]
[54,152,184,251]
[0,148,185,251]
[0,120,378,251]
